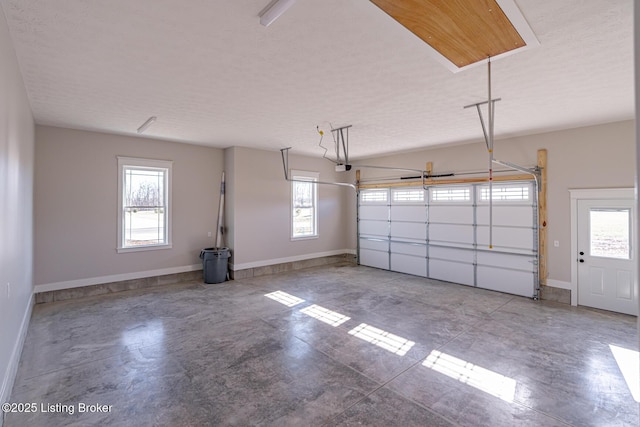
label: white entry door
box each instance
[577,199,638,315]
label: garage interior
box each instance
[1,1,639,426]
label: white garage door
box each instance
[358,182,538,298]
[358,189,390,270]
[390,188,427,277]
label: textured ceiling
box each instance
[0,0,634,159]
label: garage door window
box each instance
[431,187,471,202]
[360,189,388,204]
[479,184,530,202]
[392,189,424,203]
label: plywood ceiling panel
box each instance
[370,0,525,68]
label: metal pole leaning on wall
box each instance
[356,170,361,265]
[215,171,225,249]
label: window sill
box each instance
[291,236,318,242]
[117,244,172,254]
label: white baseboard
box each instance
[34,264,202,294]
[231,249,354,271]
[0,292,34,415]
[546,279,572,290]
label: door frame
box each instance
[569,187,635,307]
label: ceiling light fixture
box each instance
[260,0,297,27]
[137,116,157,134]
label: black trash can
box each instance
[199,247,230,284]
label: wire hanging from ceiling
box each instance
[314,123,352,171]
[316,125,337,165]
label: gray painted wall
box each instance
[0,5,35,410]
[33,120,636,287]
[34,126,224,286]
[225,146,352,268]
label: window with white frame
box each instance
[478,184,530,202]
[291,170,318,239]
[117,157,172,252]
[392,188,424,203]
[430,187,471,202]
[360,189,388,204]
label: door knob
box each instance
[579,251,584,255]
[579,259,584,263]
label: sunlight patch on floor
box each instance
[423,350,516,402]
[609,344,640,403]
[264,290,305,307]
[300,304,351,326]
[348,323,415,356]
[121,319,165,347]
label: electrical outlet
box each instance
[207,231,212,237]
[553,240,560,248]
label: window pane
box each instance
[118,157,172,252]
[393,189,424,202]
[124,207,165,246]
[431,187,470,202]
[361,190,388,203]
[590,209,630,259]
[293,207,314,236]
[123,167,167,247]
[124,169,164,208]
[292,178,316,237]
[293,180,313,209]
[480,185,529,201]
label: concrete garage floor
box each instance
[5,264,639,426]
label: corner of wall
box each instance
[0,293,34,414]
[0,5,36,419]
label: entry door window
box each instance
[590,208,631,259]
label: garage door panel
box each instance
[430,259,474,286]
[429,205,473,224]
[477,226,533,249]
[429,246,474,263]
[359,236,388,270]
[391,254,427,277]
[359,220,388,237]
[360,205,389,221]
[391,205,426,222]
[390,222,426,240]
[360,238,388,251]
[477,251,536,272]
[477,266,534,297]
[391,241,427,257]
[429,224,474,244]
[360,249,389,270]
[477,205,533,227]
